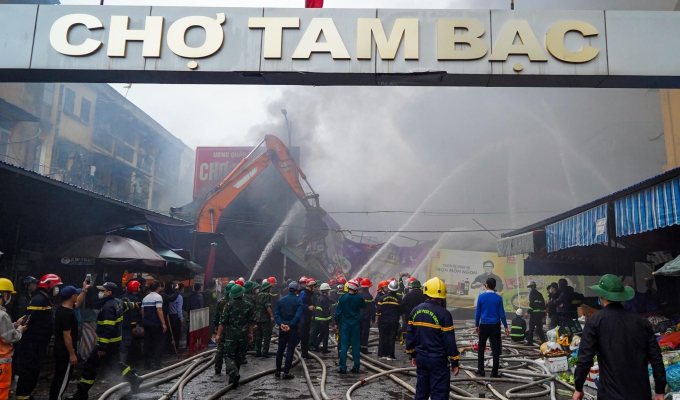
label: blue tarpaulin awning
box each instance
[545,204,608,253]
[615,176,680,237]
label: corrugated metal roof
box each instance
[0,159,189,224]
[502,166,680,238]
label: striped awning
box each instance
[615,176,680,237]
[497,231,536,257]
[546,204,608,252]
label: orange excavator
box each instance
[196,135,327,240]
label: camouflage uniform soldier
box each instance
[244,281,259,354]
[254,281,276,357]
[213,282,233,375]
[215,284,254,388]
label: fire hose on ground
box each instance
[97,349,216,400]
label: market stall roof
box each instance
[497,231,542,257]
[0,160,187,251]
[502,166,680,239]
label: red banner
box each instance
[193,146,252,199]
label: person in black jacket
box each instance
[67,282,142,400]
[546,283,559,329]
[525,281,546,345]
[573,275,665,400]
[376,280,402,360]
[401,280,426,319]
[312,283,332,354]
[358,279,375,354]
[554,279,572,326]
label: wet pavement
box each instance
[29,330,596,400]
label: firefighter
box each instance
[0,278,27,400]
[510,309,527,342]
[213,281,233,375]
[16,274,62,400]
[11,276,37,322]
[335,279,366,373]
[376,280,402,361]
[307,279,320,349]
[267,277,280,312]
[67,282,142,400]
[312,283,332,354]
[406,277,460,400]
[214,284,255,388]
[526,281,546,345]
[358,278,375,354]
[119,280,142,363]
[297,277,314,359]
[335,280,347,355]
[254,280,275,358]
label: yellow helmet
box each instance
[423,277,446,299]
[344,282,348,292]
[0,278,16,294]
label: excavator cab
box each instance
[196,135,329,243]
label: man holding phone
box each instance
[50,282,88,400]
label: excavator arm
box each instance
[196,135,326,240]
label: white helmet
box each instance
[516,309,523,316]
[388,280,399,291]
[319,283,331,291]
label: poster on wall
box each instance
[428,250,506,308]
[427,250,585,312]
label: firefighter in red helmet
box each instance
[16,274,63,400]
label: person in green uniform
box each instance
[254,280,275,357]
[244,281,259,353]
[213,282,233,375]
[335,279,366,373]
[215,284,255,388]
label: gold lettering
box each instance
[356,18,418,60]
[107,16,163,58]
[489,20,547,62]
[546,20,599,63]
[167,13,226,59]
[248,17,300,59]
[49,14,103,56]
[436,19,487,60]
[292,18,350,60]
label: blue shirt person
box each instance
[274,282,303,379]
[474,277,508,378]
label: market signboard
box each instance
[193,146,252,199]
[4,5,680,88]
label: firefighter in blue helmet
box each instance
[406,277,460,400]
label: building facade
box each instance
[0,82,194,210]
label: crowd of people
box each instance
[3,273,215,400]
[3,270,667,400]
[209,273,460,399]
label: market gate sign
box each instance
[2,5,680,88]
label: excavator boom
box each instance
[196,135,326,240]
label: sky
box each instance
[58,0,671,251]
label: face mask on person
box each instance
[52,286,60,297]
[98,291,105,299]
[597,297,601,306]
[4,294,11,306]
